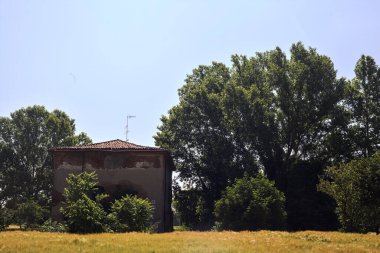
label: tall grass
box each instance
[0,230,379,253]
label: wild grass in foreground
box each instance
[0,230,379,253]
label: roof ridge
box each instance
[86,139,123,146]
[51,139,164,151]
[82,139,145,147]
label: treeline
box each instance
[1,42,379,233]
[155,42,380,233]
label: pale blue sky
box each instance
[1,1,379,146]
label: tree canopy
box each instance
[156,42,343,191]
[346,55,380,158]
[0,105,91,208]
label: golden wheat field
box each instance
[0,230,379,253]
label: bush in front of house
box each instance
[108,194,154,232]
[60,172,109,233]
[62,193,108,233]
[214,174,286,231]
[60,171,155,233]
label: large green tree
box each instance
[155,43,345,228]
[0,105,91,208]
[224,44,345,188]
[346,55,380,158]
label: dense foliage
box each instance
[15,199,48,229]
[0,206,13,230]
[61,171,155,233]
[286,161,338,231]
[172,188,212,229]
[214,174,286,231]
[346,56,380,158]
[0,105,91,210]
[61,172,108,233]
[318,152,380,233]
[155,43,380,231]
[108,194,154,232]
[39,219,67,232]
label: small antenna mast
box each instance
[126,115,136,141]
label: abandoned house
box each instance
[50,139,174,232]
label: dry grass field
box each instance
[0,230,379,253]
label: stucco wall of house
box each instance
[52,150,172,232]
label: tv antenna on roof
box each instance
[126,115,136,141]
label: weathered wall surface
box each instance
[52,150,172,232]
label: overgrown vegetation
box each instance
[172,189,213,230]
[61,172,108,233]
[285,161,338,231]
[15,199,48,229]
[108,194,154,232]
[0,206,13,230]
[214,174,286,231]
[319,152,380,233]
[38,219,67,232]
[60,171,154,233]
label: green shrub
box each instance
[318,152,380,233]
[39,219,67,232]
[173,225,190,231]
[15,199,48,229]
[109,194,154,232]
[60,172,108,233]
[214,174,286,231]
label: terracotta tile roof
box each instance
[51,139,165,151]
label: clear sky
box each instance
[1,0,379,146]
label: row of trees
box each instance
[155,42,380,232]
